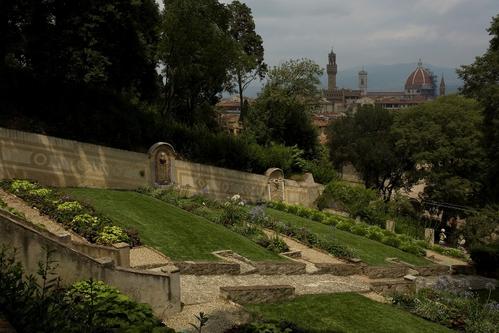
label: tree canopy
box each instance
[159,0,238,125]
[457,14,499,204]
[328,105,412,201]
[227,0,266,121]
[392,95,486,221]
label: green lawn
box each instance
[245,293,454,333]
[64,188,283,261]
[266,208,431,266]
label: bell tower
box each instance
[440,74,446,96]
[327,48,338,92]
[358,66,368,96]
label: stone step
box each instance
[220,285,295,304]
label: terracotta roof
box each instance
[405,62,433,89]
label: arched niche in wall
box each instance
[265,168,285,202]
[148,142,176,186]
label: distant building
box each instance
[321,49,445,113]
[216,96,248,135]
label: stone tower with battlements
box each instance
[327,48,338,92]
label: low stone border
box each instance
[313,263,364,275]
[363,265,408,279]
[220,285,295,304]
[370,279,416,295]
[252,261,306,275]
[451,264,475,275]
[414,264,450,276]
[174,261,240,275]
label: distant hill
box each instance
[324,63,462,94]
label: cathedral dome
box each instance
[405,60,433,89]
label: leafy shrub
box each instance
[267,234,289,253]
[218,199,247,227]
[366,226,384,241]
[432,245,468,260]
[56,201,86,223]
[316,181,378,216]
[349,223,368,236]
[70,214,105,241]
[28,188,52,198]
[96,226,130,245]
[9,179,37,194]
[470,244,499,277]
[381,236,402,248]
[399,242,426,256]
[125,228,142,247]
[65,280,174,332]
[336,221,353,231]
[0,247,173,332]
[317,238,355,259]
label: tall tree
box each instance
[160,0,238,124]
[266,58,324,108]
[392,96,486,222]
[227,0,266,121]
[457,14,499,204]
[328,105,413,201]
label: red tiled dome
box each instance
[405,62,432,89]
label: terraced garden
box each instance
[265,208,431,266]
[64,188,283,261]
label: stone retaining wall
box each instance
[414,265,450,276]
[370,279,416,295]
[0,210,181,319]
[364,265,408,279]
[220,285,295,304]
[252,261,307,275]
[174,261,240,275]
[313,263,364,275]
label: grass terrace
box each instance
[64,188,283,262]
[245,293,454,333]
[266,208,431,266]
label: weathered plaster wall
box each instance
[0,210,181,318]
[0,127,149,189]
[0,127,323,207]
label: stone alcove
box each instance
[148,142,176,186]
[265,168,285,202]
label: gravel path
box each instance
[426,250,468,266]
[265,230,343,264]
[165,273,371,332]
[0,189,87,244]
[130,246,170,268]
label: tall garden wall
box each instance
[0,127,323,207]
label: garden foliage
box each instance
[0,179,138,247]
[0,246,174,332]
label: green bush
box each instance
[336,221,354,231]
[432,245,468,260]
[0,247,173,332]
[349,224,368,236]
[267,234,289,253]
[381,236,402,248]
[366,226,384,241]
[1,179,139,247]
[317,238,355,259]
[470,244,499,277]
[96,226,130,245]
[399,242,426,256]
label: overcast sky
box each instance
[215,0,498,71]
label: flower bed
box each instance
[392,276,499,332]
[0,180,139,247]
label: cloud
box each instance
[160,0,498,70]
